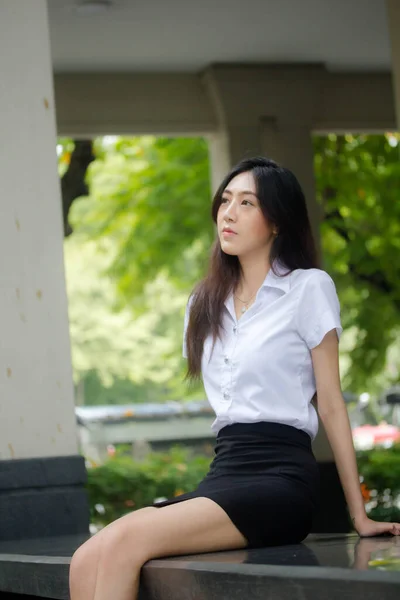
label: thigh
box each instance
[100,497,248,562]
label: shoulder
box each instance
[290,267,336,293]
[293,268,342,346]
[290,268,340,314]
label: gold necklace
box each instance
[234,290,257,313]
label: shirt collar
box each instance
[262,258,291,294]
[224,258,291,313]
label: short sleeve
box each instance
[296,270,343,350]
[182,294,194,359]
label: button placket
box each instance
[221,338,232,404]
[220,319,239,405]
[221,359,231,401]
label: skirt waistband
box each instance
[217,421,312,450]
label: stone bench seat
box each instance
[0,533,399,600]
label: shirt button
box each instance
[233,326,237,334]
[224,357,229,364]
[223,391,230,400]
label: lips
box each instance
[222,228,237,234]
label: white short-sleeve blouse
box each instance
[183,259,343,440]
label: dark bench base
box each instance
[0,533,399,600]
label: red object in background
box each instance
[352,423,400,449]
[360,483,371,502]
[107,444,116,456]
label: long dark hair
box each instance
[185,156,319,381]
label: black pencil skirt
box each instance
[152,421,320,548]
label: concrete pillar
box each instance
[204,65,349,532]
[386,0,400,126]
[0,0,89,540]
[260,119,322,260]
[204,66,323,257]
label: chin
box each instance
[220,243,238,256]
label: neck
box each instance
[236,253,274,297]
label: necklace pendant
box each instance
[241,306,247,313]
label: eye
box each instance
[221,197,229,204]
[242,200,253,206]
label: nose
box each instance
[223,199,238,222]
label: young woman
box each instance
[69,156,400,600]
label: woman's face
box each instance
[217,171,276,258]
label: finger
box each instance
[392,523,400,535]
[387,523,399,536]
[378,523,395,535]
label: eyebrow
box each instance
[223,190,258,197]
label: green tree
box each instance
[68,136,213,312]
[64,234,203,403]
[62,134,400,397]
[315,133,400,394]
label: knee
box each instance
[70,537,99,584]
[70,523,147,582]
[70,509,159,581]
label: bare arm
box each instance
[311,329,400,537]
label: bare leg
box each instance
[69,498,248,600]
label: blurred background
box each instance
[51,1,400,528]
[2,0,400,538]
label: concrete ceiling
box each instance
[48,0,392,73]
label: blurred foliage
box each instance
[60,133,400,400]
[86,444,400,528]
[314,133,400,395]
[86,446,210,526]
[57,137,75,177]
[68,136,213,313]
[64,234,204,401]
[76,370,173,405]
[357,444,400,523]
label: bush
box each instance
[86,443,400,528]
[86,446,211,526]
[357,444,400,522]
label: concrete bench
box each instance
[0,533,399,600]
